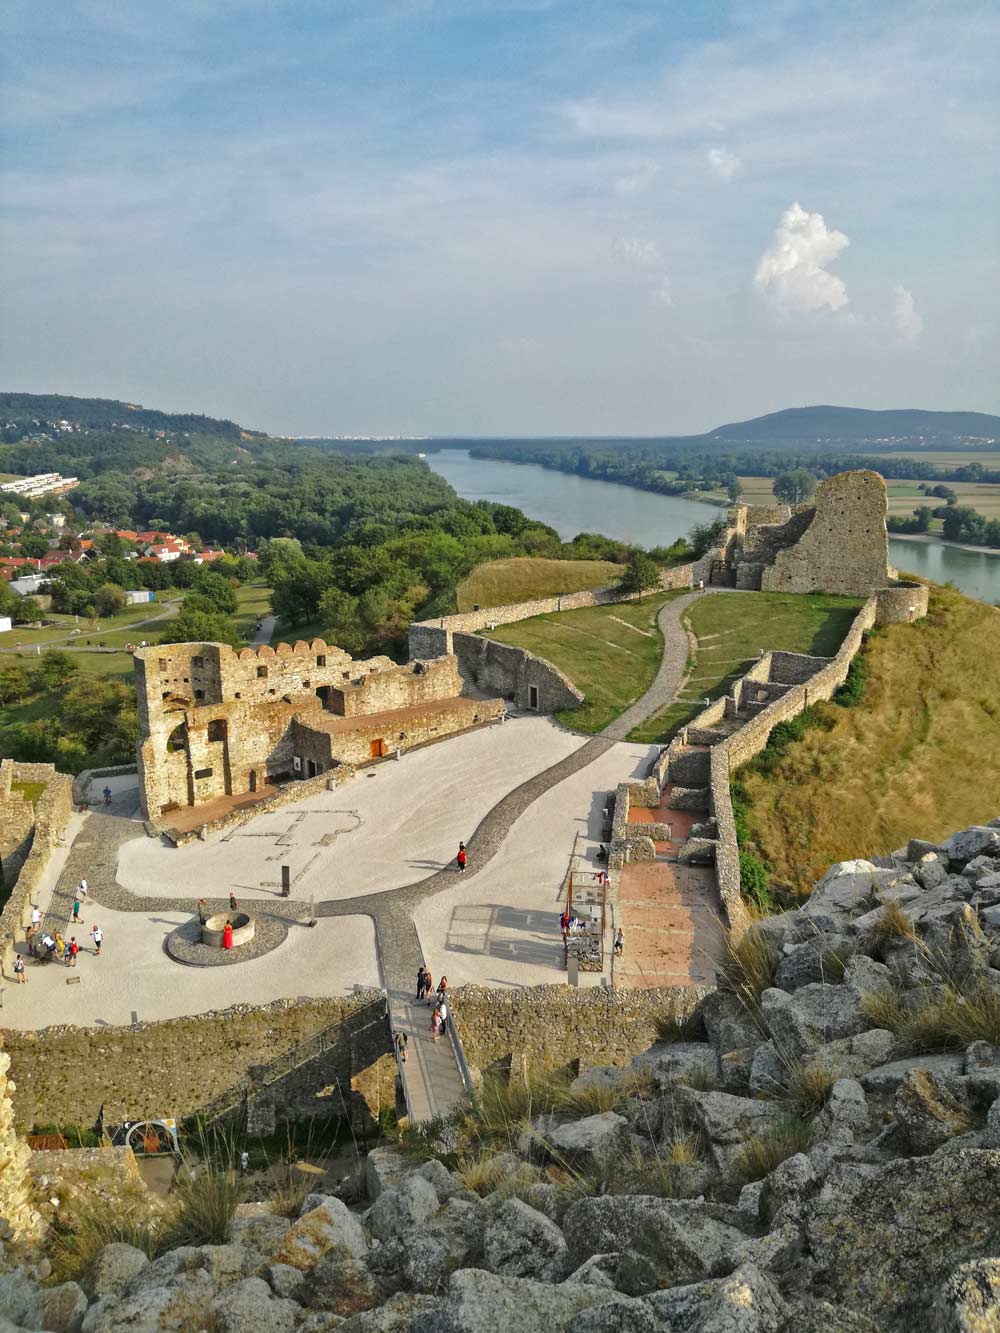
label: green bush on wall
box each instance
[833,653,869,708]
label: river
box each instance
[426,449,1000,605]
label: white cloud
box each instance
[651,277,673,307]
[613,162,660,196]
[611,235,663,268]
[707,146,740,181]
[892,285,924,342]
[753,202,849,312]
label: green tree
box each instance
[0,662,28,706]
[189,569,237,615]
[317,587,367,656]
[94,582,126,617]
[618,551,661,601]
[160,604,241,649]
[688,517,727,557]
[727,479,743,502]
[773,469,817,505]
[18,533,48,559]
[34,650,79,690]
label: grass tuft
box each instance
[159,1167,244,1250]
[860,982,1000,1053]
[864,899,917,950]
[781,1062,836,1120]
[719,927,779,1008]
[735,1119,814,1184]
[49,1208,161,1285]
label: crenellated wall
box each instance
[0,762,74,977]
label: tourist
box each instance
[222,919,234,950]
[197,898,208,926]
[103,786,112,806]
[68,937,79,967]
[415,966,427,1002]
[437,998,449,1038]
[54,930,65,962]
[394,1031,409,1063]
[77,878,88,900]
[30,906,41,934]
[614,928,624,957]
[90,925,103,955]
[436,976,448,1001]
[13,956,25,984]
[430,1006,442,1041]
[423,970,433,1004]
[456,842,467,874]
[41,934,56,960]
[72,897,83,924]
[560,910,571,943]
[229,892,238,912]
[240,1151,250,1174]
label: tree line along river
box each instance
[426,449,1000,606]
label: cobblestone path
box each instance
[45,589,710,1120]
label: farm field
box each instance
[627,591,864,745]
[456,557,624,612]
[482,590,685,734]
[736,475,1000,527]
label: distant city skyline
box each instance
[3,0,998,437]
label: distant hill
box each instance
[0,392,264,441]
[706,405,1000,446]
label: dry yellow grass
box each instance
[456,557,623,612]
[740,585,1000,893]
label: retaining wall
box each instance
[451,983,709,1079]
[0,763,74,977]
[0,992,392,1131]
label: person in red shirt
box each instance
[67,937,80,967]
[456,843,467,874]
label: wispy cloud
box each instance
[892,285,924,342]
[611,235,663,268]
[753,203,849,313]
[706,146,740,182]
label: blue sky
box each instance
[2,0,998,435]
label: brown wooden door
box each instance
[370,738,385,758]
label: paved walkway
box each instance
[251,614,276,646]
[22,589,717,1122]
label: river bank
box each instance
[889,531,1000,557]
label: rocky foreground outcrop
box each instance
[4,819,1000,1332]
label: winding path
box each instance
[40,588,711,1121]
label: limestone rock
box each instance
[914,853,950,890]
[86,1243,151,1299]
[574,1264,785,1333]
[765,984,867,1060]
[546,1113,630,1166]
[86,1268,216,1330]
[802,861,886,918]
[861,1053,966,1096]
[297,1247,382,1317]
[701,992,764,1056]
[893,1068,976,1153]
[273,1198,369,1269]
[642,1042,717,1088]
[365,1149,407,1202]
[565,1254,622,1290]
[298,1315,347,1332]
[804,1149,1000,1330]
[933,1258,1000,1333]
[482,1198,569,1282]
[408,1159,461,1204]
[397,1197,487,1292]
[825,1078,870,1134]
[673,1087,791,1184]
[339,1293,440,1330]
[842,954,893,997]
[781,1300,880,1332]
[748,1042,786,1097]
[213,1276,300,1333]
[944,827,1000,866]
[982,1099,1000,1149]
[366,1175,440,1242]
[263,1262,303,1300]
[759,1152,817,1226]
[775,934,853,991]
[417,1268,624,1333]
[801,1028,895,1082]
[226,1211,292,1256]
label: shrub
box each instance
[269,1169,312,1219]
[833,653,868,707]
[739,850,772,909]
[49,1208,160,1285]
[160,1167,244,1250]
[735,1119,814,1184]
[781,1062,835,1120]
[719,927,778,1011]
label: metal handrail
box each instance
[448,1017,476,1103]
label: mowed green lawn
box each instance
[628,591,864,744]
[232,579,272,640]
[457,557,624,612]
[482,591,686,734]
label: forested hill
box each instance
[706,405,1000,445]
[0,392,264,441]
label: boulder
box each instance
[546,1113,630,1166]
[297,1248,382,1317]
[701,991,764,1056]
[802,861,888,919]
[340,1293,440,1330]
[759,1152,817,1226]
[674,1086,793,1184]
[366,1175,440,1242]
[775,935,853,991]
[933,1258,1000,1333]
[861,1053,966,1096]
[273,1198,369,1269]
[35,1282,88,1333]
[781,1300,881,1332]
[748,1042,786,1097]
[482,1198,569,1281]
[982,1099,1000,1149]
[565,1255,622,1290]
[213,1276,300,1333]
[87,1243,151,1300]
[944,827,1000,866]
[893,1068,976,1153]
[621,1264,785,1333]
[417,1269,624,1333]
[298,1314,348,1332]
[804,1149,1000,1330]
[842,956,895,1000]
[397,1197,486,1292]
[641,1042,717,1088]
[408,1159,461,1204]
[263,1263,303,1300]
[85,1268,217,1330]
[913,853,950,890]
[226,1212,292,1256]
[366,1148,407,1201]
[825,1078,870,1134]
[764,984,868,1060]
[800,1028,895,1082]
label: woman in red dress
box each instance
[222,919,234,950]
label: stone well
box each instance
[201,912,255,948]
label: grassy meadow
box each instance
[738,585,1000,894]
[456,557,623,612]
[482,590,685,733]
[735,473,1000,528]
[628,591,864,745]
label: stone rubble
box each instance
[3,818,1000,1331]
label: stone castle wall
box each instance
[449,634,584,713]
[0,762,74,977]
[0,1041,41,1243]
[0,993,392,1131]
[451,983,709,1080]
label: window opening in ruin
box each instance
[303,680,310,688]
[192,655,204,668]
[207,720,226,743]
[234,692,241,699]
[194,767,213,779]
[257,665,267,678]
[166,723,188,752]
[194,689,204,700]
[529,685,539,710]
[249,770,257,792]
[316,655,326,667]
[158,658,167,671]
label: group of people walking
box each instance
[416,966,450,1040]
[19,879,103,980]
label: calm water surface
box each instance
[427,449,1000,605]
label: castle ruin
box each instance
[134,639,503,825]
[711,470,897,595]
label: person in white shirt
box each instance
[78,878,88,899]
